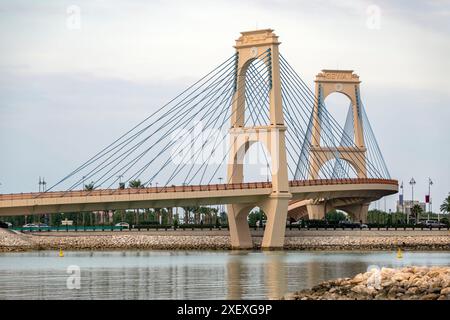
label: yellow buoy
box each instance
[59,248,64,257]
[396,248,403,259]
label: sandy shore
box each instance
[283,266,450,300]
[1,228,449,252]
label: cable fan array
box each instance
[279,54,390,180]
[44,50,390,195]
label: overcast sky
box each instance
[0,0,449,212]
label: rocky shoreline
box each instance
[1,228,449,252]
[284,266,450,300]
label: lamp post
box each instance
[409,177,416,224]
[41,177,47,225]
[117,175,123,188]
[81,175,86,226]
[428,177,433,221]
[400,181,404,217]
[218,177,223,218]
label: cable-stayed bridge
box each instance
[0,30,398,249]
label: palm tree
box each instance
[129,179,143,224]
[411,204,423,224]
[83,182,95,225]
[167,207,173,225]
[182,206,195,224]
[210,207,218,225]
[192,206,201,224]
[128,179,143,188]
[440,194,450,214]
[84,182,95,191]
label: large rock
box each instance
[283,266,450,300]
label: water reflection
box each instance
[226,251,245,299]
[0,250,448,299]
[264,251,287,299]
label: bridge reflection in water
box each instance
[226,251,369,299]
[227,251,287,300]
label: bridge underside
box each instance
[288,197,373,222]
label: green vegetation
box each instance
[248,209,266,226]
[84,182,95,191]
[325,210,347,222]
[368,209,407,224]
[441,194,450,214]
[410,204,423,222]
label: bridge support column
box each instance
[356,204,369,223]
[306,204,326,220]
[227,204,253,249]
[340,203,369,223]
[260,194,290,249]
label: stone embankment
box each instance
[0,229,231,252]
[283,235,450,250]
[1,228,449,252]
[0,229,35,251]
[284,266,450,300]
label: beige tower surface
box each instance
[306,70,370,221]
[227,29,292,249]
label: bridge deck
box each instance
[0,178,398,216]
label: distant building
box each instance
[396,200,426,215]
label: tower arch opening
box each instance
[320,92,354,147]
[317,158,358,179]
[242,141,272,183]
[243,57,271,127]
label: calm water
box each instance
[0,250,449,300]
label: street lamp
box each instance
[117,174,123,184]
[427,177,433,221]
[400,181,404,213]
[218,177,223,217]
[409,177,416,224]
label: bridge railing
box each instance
[0,178,397,201]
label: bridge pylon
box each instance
[227,29,291,249]
[307,70,370,221]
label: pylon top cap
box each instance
[235,29,280,49]
[316,69,360,83]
